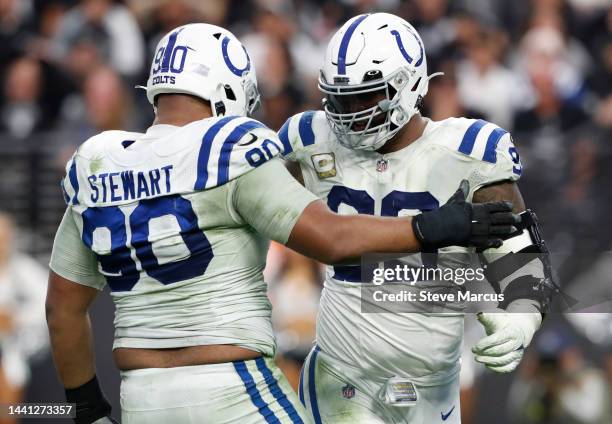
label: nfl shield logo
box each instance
[376,159,388,173]
[342,384,355,399]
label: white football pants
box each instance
[299,346,461,424]
[120,356,311,424]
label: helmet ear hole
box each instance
[214,101,226,116]
[224,84,236,100]
[363,69,383,82]
[411,77,422,92]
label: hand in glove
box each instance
[472,310,541,373]
[412,180,519,250]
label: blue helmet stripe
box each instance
[482,127,508,163]
[233,360,281,424]
[298,111,315,146]
[217,120,267,185]
[255,357,304,424]
[458,119,487,156]
[337,14,369,75]
[194,116,239,190]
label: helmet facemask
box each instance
[319,68,416,151]
[242,73,261,116]
[318,13,443,151]
[210,70,261,117]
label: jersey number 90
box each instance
[81,195,213,292]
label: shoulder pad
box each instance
[191,116,282,190]
[61,118,284,206]
[61,130,143,206]
[77,130,142,159]
[438,118,511,165]
[278,110,329,158]
[430,118,523,189]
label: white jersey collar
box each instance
[144,124,180,138]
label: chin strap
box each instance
[406,71,445,119]
[426,71,445,82]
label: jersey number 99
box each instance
[327,186,439,282]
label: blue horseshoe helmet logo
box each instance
[221,36,251,77]
[390,26,424,67]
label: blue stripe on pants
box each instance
[307,346,322,424]
[233,360,281,423]
[298,363,305,406]
[255,357,304,424]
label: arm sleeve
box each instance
[49,208,106,290]
[232,158,319,244]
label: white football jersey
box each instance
[280,110,522,385]
[50,116,317,354]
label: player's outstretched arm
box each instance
[234,161,518,263]
[471,181,555,373]
[287,180,518,264]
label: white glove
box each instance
[472,309,542,373]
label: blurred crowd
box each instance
[0,0,611,423]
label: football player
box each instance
[45,23,518,424]
[280,13,556,424]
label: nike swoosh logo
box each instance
[441,405,455,421]
[237,133,258,146]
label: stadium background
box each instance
[0,0,610,423]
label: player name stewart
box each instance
[87,165,173,203]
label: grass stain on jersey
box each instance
[89,158,103,175]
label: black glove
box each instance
[65,376,118,424]
[412,180,519,250]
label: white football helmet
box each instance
[144,23,260,117]
[319,13,441,150]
